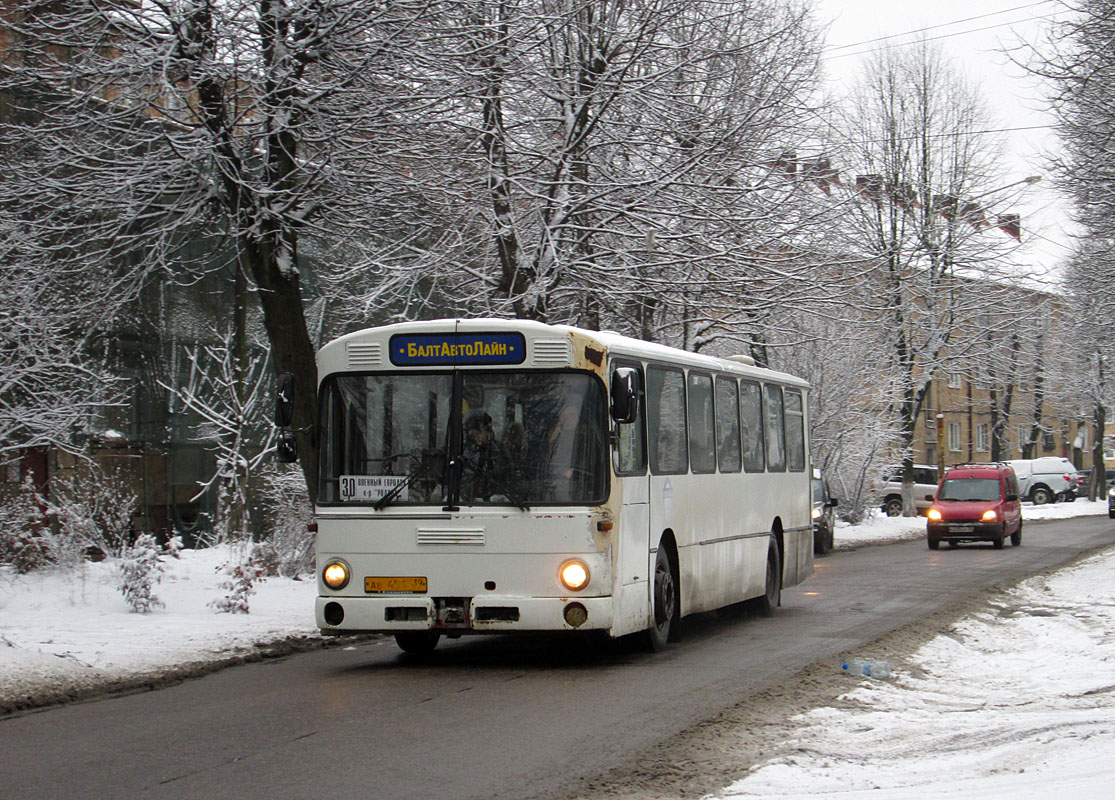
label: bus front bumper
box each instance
[315,594,615,635]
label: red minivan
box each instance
[926,463,1023,550]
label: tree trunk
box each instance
[241,245,319,501]
[1093,400,1107,500]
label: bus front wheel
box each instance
[645,546,677,651]
[395,631,441,654]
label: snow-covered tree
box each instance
[1026,1,1115,494]
[0,225,123,459]
[210,548,266,614]
[835,40,1038,513]
[160,327,275,546]
[43,462,139,564]
[411,0,831,348]
[118,534,166,614]
[766,300,900,522]
[0,474,48,573]
[0,0,460,498]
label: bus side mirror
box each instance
[275,372,295,428]
[276,431,299,464]
[610,367,638,424]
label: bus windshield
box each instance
[318,371,608,506]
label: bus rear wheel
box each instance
[395,631,441,654]
[752,537,781,618]
[645,546,677,651]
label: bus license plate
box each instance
[365,576,427,594]
[951,525,974,533]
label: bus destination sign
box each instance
[389,332,527,366]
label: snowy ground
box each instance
[2,500,1113,800]
[713,500,1115,800]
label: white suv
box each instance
[876,464,939,516]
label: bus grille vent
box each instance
[346,342,383,368]
[475,607,520,622]
[417,528,485,546]
[532,338,572,366]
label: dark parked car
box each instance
[1076,467,1115,497]
[812,469,838,555]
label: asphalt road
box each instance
[2,515,1112,800]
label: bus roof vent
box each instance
[346,341,384,369]
[725,354,755,366]
[532,338,572,367]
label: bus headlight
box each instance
[322,559,351,590]
[811,506,822,520]
[927,508,942,522]
[559,560,590,592]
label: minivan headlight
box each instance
[981,509,999,522]
[927,508,942,522]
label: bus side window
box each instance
[715,377,741,473]
[785,389,805,472]
[647,366,688,475]
[739,380,765,473]
[764,384,786,472]
[687,372,716,474]
[614,366,646,475]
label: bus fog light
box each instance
[324,602,345,625]
[564,602,588,628]
[559,560,590,591]
[322,560,351,590]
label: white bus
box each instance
[288,319,813,652]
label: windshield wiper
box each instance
[485,474,530,512]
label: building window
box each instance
[948,422,962,452]
[947,373,962,389]
[1042,430,1056,452]
[975,424,989,452]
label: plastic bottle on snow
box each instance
[840,658,891,678]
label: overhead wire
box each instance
[824,1,1055,53]
[824,1,1066,61]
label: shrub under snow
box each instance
[118,534,165,613]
